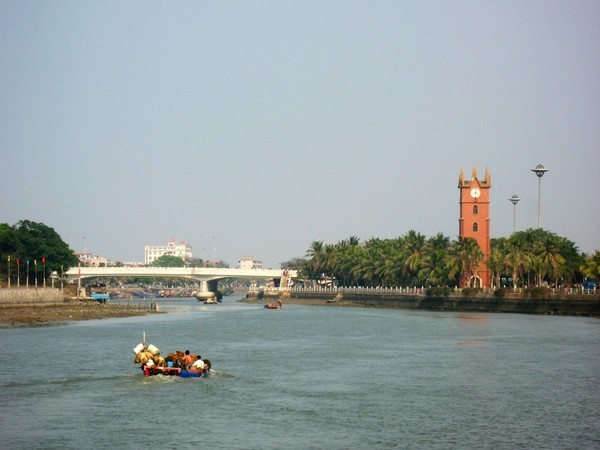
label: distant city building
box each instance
[144,239,193,265]
[75,251,110,267]
[238,255,263,270]
[122,261,144,267]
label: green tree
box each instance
[280,257,306,270]
[504,237,531,289]
[150,255,185,267]
[402,230,427,284]
[535,235,566,287]
[0,221,79,285]
[446,237,483,287]
[422,233,451,286]
[489,237,508,288]
[580,251,600,281]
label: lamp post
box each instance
[509,195,521,234]
[531,164,548,228]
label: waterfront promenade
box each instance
[249,286,600,317]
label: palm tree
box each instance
[489,237,508,289]
[446,237,483,287]
[422,233,450,286]
[304,241,324,281]
[504,239,531,289]
[580,251,600,282]
[536,236,566,287]
[402,230,427,284]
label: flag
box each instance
[34,259,37,266]
[27,260,30,266]
[42,257,46,264]
[16,258,20,265]
[7,255,10,263]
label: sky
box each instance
[1,1,599,268]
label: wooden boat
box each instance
[264,303,282,309]
[142,365,209,378]
[134,335,211,378]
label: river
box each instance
[1,295,599,449]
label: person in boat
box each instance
[189,355,206,373]
[182,350,194,369]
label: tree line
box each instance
[0,220,79,285]
[293,229,599,289]
[2,220,598,290]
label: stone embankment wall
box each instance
[0,288,64,305]
[289,292,600,317]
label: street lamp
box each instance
[508,195,521,234]
[83,236,87,266]
[531,164,548,228]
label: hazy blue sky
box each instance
[2,1,599,268]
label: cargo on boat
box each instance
[133,338,211,378]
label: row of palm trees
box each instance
[301,228,599,289]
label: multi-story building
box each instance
[75,251,111,267]
[144,239,193,265]
[238,255,263,270]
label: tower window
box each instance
[473,205,478,215]
[473,223,479,232]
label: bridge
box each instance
[65,266,298,299]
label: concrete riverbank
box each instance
[242,291,600,317]
[0,287,159,326]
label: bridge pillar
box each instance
[196,280,215,300]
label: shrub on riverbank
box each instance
[524,286,551,299]
[461,287,482,297]
[425,286,451,297]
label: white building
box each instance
[238,255,263,270]
[144,239,193,265]
[76,251,110,267]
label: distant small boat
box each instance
[264,302,283,309]
[91,293,110,303]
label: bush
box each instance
[493,288,506,298]
[425,286,450,297]
[524,287,551,299]
[461,287,482,297]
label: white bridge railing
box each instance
[287,285,598,296]
[289,286,426,295]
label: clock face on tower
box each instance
[470,188,481,198]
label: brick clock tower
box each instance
[458,166,491,288]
